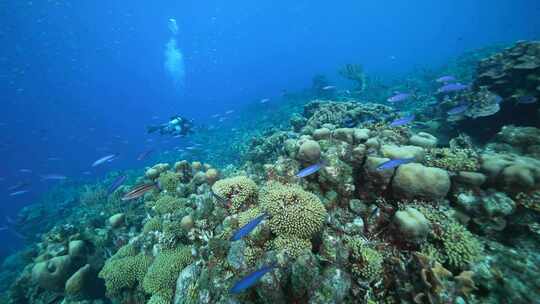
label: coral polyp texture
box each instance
[259,182,327,239]
[211,176,258,212]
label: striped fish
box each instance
[121,183,158,201]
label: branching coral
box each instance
[259,182,326,239]
[243,244,264,267]
[435,222,482,271]
[303,101,394,130]
[271,235,312,259]
[142,246,193,300]
[409,204,482,271]
[515,190,540,212]
[237,207,264,227]
[161,219,188,248]
[157,171,181,194]
[98,247,152,296]
[154,195,183,215]
[143,217,163,233]
[346,237,383,283]
[212,176,258,212]
[424,147,480,171]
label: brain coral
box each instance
[142,246,193,300]
[212,176,258,212]
[259,182,326,239]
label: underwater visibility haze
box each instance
[1,1,540,303]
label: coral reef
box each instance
[424,147,480,171]
[259,182,327,239]
[142,247,193,301]
[4,40,540,304]
[212,176,258,212]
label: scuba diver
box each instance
[147,115,194,137]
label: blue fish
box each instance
[447,104,469,115]
[436,75,456,83]
[376,158,415,171]
[437,83,469,93]
[516,95,537,104]
[389,114,415,127]
[387,92,411,103]
[108,174,127,195]
[296,162,325,178]
[231,213,267,241]
[230,264,277,294]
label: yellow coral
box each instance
[143,217,163,233]
[237,207,263,227]
[516,191,540,212]
[148,294,170,304]
[260,182,326,239]
[143,247,193,300]
[271,235,312,259]
[154,195,183,215]
[438,222,482,270]
[347,237,383,283]
[212,176,258,212]
[244,245,264,266]
[424,147,480,171]
[98,252,152,296]
[157,171,181,194]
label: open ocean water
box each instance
[1,1,540,303]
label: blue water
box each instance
[1,0,539,258]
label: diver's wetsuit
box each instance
[147,115,194,137]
